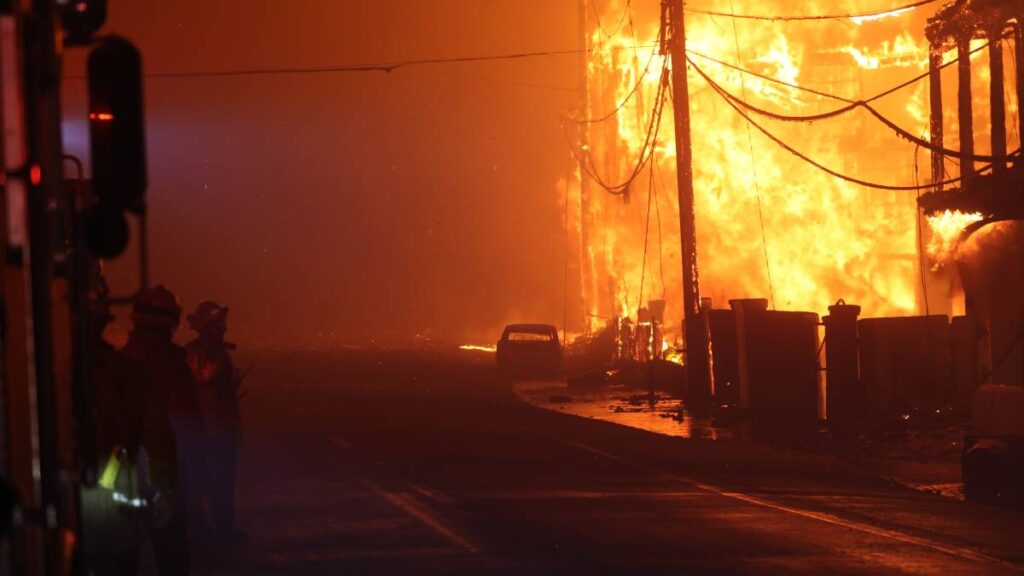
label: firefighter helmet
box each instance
[131,285,181,329]
[188,300,228,331]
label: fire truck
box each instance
[1,1,148,573]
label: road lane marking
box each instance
[533,430,1024,572]
[448,490,706,500]
[358,478,480,554]
[405,481,455,505]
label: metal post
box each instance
[665,0,712,410]
[824,301,861,427]
[989,31,1007,173]
[957,36,974,192]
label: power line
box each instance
[567,11,660,125]
[704,66,1019,163]
[625,0,650,129]
[687,36,1020,163]
[728,0,775,310]
[591,0,632,38]
[567,58,671,197]
[63,44,659,80]
[570,42,660,124]
[144,49,589,77]
[687,55,1014,192]
[633,2,666,302]
[636,143,656,320]
[685,0,940,23]
[569,16,670,198]
[687,34,999,108]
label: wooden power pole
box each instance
[578,0,595,332]
[664,0,712,408]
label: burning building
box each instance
[917,0,1024,390]
[566,0,1022,354]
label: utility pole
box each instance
[578,0,595,332]
[664,0,712,409]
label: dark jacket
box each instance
[185,340,240,435]
[91,342,178,492]
[122,329,202,431]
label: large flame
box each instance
[570,0,1015,335]
[926,209,984,265]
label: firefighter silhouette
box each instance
[121,286,206,570]
[186,301,247,545]
[80,275,179,575]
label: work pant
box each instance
[149,497,189,576]
[79,485,145,576]
[208,430,239,538]
[172,421,212,543]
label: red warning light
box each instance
[30,165,41,186]
[89,112,114,121]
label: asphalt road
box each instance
[206,350,1024,575]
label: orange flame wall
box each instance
[571,0,1020,335]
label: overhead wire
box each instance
[570,43,660,124]
[728,0,776,310]
[626,0,650,128]
[685,0,941,22]
[687,55,1015,192]
[591,0,632,38]
[62,44,660,80]
[688,35,1000,107]
[566,49,671,197]
[142,4,998,194]
[637,142,657,319]
[704,67,1020,162]
[628,0,656,315]
[629,1,666,302]
[688,36,1023,163]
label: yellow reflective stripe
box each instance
[97,447,121,490]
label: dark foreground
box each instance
[208,350,1024,575]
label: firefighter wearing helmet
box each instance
[186,301,247,545]
[122,286,207,570]
[79,273,179,575]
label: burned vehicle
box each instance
[496,324,562,379]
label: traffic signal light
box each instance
[59,0,107,46]
[86,35,146,258]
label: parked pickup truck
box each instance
[496,324,562,380]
